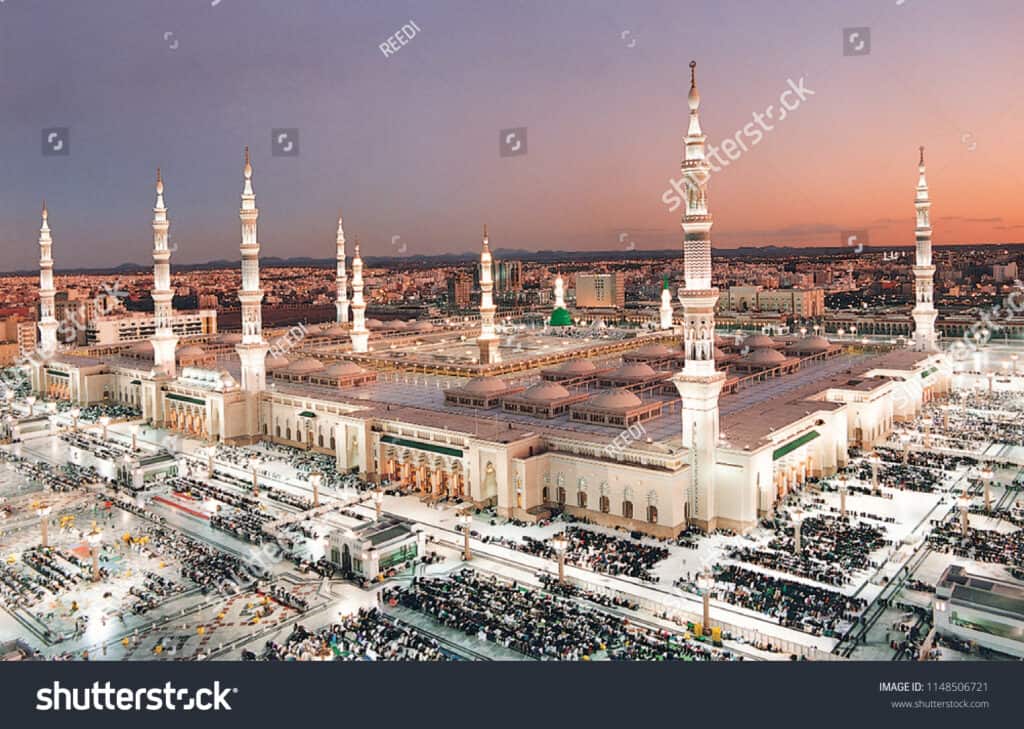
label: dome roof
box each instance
[366,319,384,330]
[285,357,325,375]
[715,335,733,347]
[522,381,572,403]
[389,320,408,330]
[549,307,572,327]
[743,334,778,350]
[713,347,728,360]
[740,348,786,366]
[460,376,509,396]
[324,361,365,378]
[609,363,657,380]
[265,354,290,371]
[176,344,205,358]
[588,388,642,411]
[323,324,347,337]
[129,340,153,354]
[557,359,597,375]
[411,321,434,332]
[790,335,832,353]
[633,343,673,357]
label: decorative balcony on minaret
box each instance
[335,214,349,324]
[350,236,369,353]
[672,61,727,532]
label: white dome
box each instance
[176,344,205,358]
[129,340,153,355]
[522,381,572,403]
[557,359,597,375]
[411,321,434,332]
[324,325,347,338]
[743,334,778,350]
[633,344,673,357]
[265,354,290,371]
[790,336,832,353]
[366,319,385,330]
[324,361,365,378]
[588,388,642,410]
[740,348,786,366]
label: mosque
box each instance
[23,65,950,537]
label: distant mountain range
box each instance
[2,241,1020,276]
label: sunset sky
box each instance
[0,0,1022,270]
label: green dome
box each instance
[549,307,572,327]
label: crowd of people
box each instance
[702,565,866,637]
[257,609,450,661]
[384,569,737,661]
[926,517,1024,569]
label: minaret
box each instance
[477,225,499,363]
[335,214,349,324]
[151,168,179,378]
[235,147,270,393]
[350,236,369,353]
[36,202,59,358]
[549,270,571,327]
[672,61,727,532]
[659,275,674,330]
[911,147,938,351]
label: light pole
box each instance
[130,424,139,451]
[980,464,994,513]
[99,415,110,441]
[69,406,80,432]
[901,433,911,464]
[372,487,384,521]
[309,471,322,508]
[459,511,472,561]
[86,524,103,582]
[870,451,881,496]
[697,569,714,634]
[25,395,36,416]
[37,505,51,548]
[207,452,214,480]
[838,475,848,518]
[958,494,971,538]
[251,465,259,497]
[792,507,806,555]
[551,532,568,584]
[1012,354,1018,375]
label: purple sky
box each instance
[0,0,1022,270]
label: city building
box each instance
[576,272,625,309]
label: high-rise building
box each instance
[447,272,472,311]
[575,273,625,309]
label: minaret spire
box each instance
[235,148,269,395]
[659,274,674,330]
[335,213,349,324]
[37,201,59,359]
[477,225,499,363]
[350,234,369,353]
[911,146,938,351]
[673,60,727,532]
[151,167,178,377]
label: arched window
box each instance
[542,486,550,501]
[557,487,566,505]
[318,434,324,447]
[622,500,634,519]
[577,491,587,508]
[275,425,281,437]
[599,495,610,514]
[647,505,658,524]
[286,426,292,441]
[330,435,336,450]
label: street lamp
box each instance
[838,475,849,518]
[372,487,384,521]
[791,507,806,555]
[551,532,569,584]
[870,451,881,496]
[900,432,912,464]
[251,465,259,496]
[25,395,36,415]
[36,505,52,547]
[309,471,322,508]
[458,511,472,561]
[1012,354,1018,375]
[957,493,971,538]
[99,415,110,441]
[979,464,994,513]
[696,569,714,634]
[130,424,140,451]
[69,406,80,432]
[86,524,103,582]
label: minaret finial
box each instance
[919,145,925,166]
[243,146,252,178]
[42,199,48,219]
[156,167,164,194]
[690,60,697,88]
